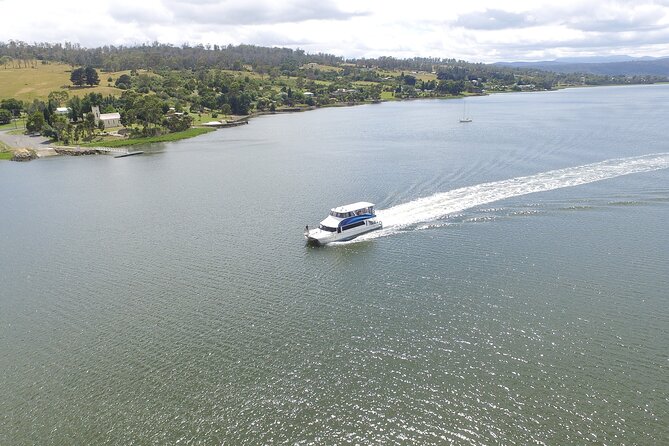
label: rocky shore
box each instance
[11,148,37,162]
[53,148,99,156]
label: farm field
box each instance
[0,62,126,102]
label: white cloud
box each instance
[2,0,669,62]
[454,9,540,30]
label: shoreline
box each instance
[0,102,383,161]
[0,83,660,162]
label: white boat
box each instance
[459,99,472,123]
[304,201,382,245]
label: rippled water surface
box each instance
[2,85,669,444]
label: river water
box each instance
[1,85,668,444]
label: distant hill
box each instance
[550,56,658,63]
[495,57,669,77]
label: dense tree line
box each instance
[0,40,666,85]
[0,41,343,72]
[2,40,666,90]
[2,41,667,145]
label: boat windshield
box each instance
[329,206,374,218]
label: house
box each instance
[91,106,121,129]
[55,107,70,115]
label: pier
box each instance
[53,146,143,158]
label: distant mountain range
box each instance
[495,56,669,76]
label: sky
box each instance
[3,0,669,62]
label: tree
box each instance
[48,91,69,106]
[402,74,417,85]
[122,94,165,133]
[369,84,382,100]
[25,98,46,116]
[0,109,11,125]
[66,96,83,121]
[1,98,23,117]
[85,66,100,86]
[70,67,86,86]
[73,124,81,143]
[162,113,193,133]
[135,95,165,129]
[118,90,140,126]
[115,74,132,89]
[0,56,9,69]
[436,80,464,95]
[51,114,68,141]
[83,112,96,140]
[63,123,74,145]
[80,92,102,114]
[227,91,253,115]
[26,111,45,133]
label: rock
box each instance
[54,148,98,156]
[11,148,37,162]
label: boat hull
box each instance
[305,221,382,245]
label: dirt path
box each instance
[0,130,53,149]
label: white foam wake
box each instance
[364,153,669,239]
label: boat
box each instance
[114,150,144,158]
[304,201,382,245]
[459,99,472,123]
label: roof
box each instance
[331,202,375,213]
[100,112,121,120]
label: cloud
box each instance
[454,9,539,30]
[243,29,315,47]
[4,0,669,62]
[109,1,173,25]
[444,1,669,60]
[563,5,669,32]
[109,0,365,27]
[466,23,669,62]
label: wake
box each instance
[360,153,669,240]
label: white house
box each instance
[91,105,121,129]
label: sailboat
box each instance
[459,98,472,123]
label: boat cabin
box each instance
[329,202,375,218]
[319,202,377,233]
[305,201,382,244]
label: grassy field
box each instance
[0,121,20,131]
[380,91,395,100]
[78,127,215,147]
[0,62,129,102]
[0,138,13,159]
[378,69,437,82]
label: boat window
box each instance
[341,220,365,231]
[330,211,349,218]
[330,207,374,218]
[319,224,336,232]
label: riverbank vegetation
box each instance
[1,40,667,148]
[78,127,214,147]
[0,139,13,159]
